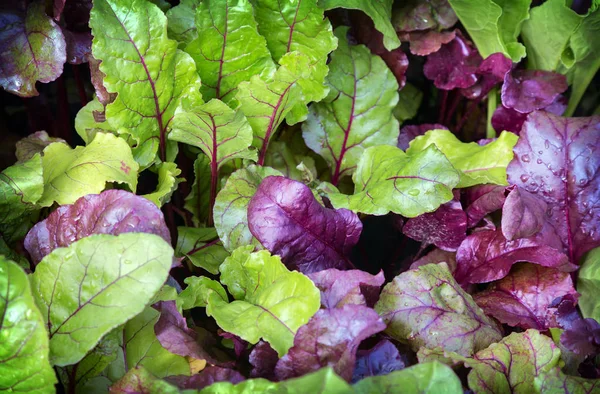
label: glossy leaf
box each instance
[74,98,116,144]
[506,111,600,264]
[318,0,400,51]
[165,0,200,46]
[177,276,228,311]
[185,0,275,104]
[308,269,384,309]
[406,129,518,188]
[176,227,228,275]
[464,184,506,227]
[248,176,362,273]
[578,247,600,321]
[38,133,139,206]
[202,246,321,356]
[90,0,201,164]
[423,35,480,91]
[0,257,57,393]
[501,70,568,114]
[143,162,182,207]
[30,233,174,366]
[302,26,399,185]
[501,185,547,240]
[213,165,282,251]
[0,1,66,97]
[329,145,460,217]
[375,263,502,356]
[401,29,457,57]
[25,190,171,265]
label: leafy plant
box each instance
[0,0,599,392]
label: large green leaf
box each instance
[110,367,181,394]
[264,141,318,183]
[318,0,400,51]
[353,362,462,394]
[329,145,460,217]
[90,0,201,165]
[142,162,182,207]
[177,276,229,310]
[0,153,43,243]
[184,153,212,226]
[0,257,56,393]
[578,247,600,321]
[520,0,582,71]
[448,0,530,61]
[30,233,174,366]
[534,368,600,393]
[253,0,337,117]
[213,165,282,251]
[176,226,229,274]
[38,133,139,207]
[302,27,399,185]
[394,83,423,123]
[200,246,321,356]
[166,0,201,46]
[406,129,518,188]
[74,97,117,145]
[184,0,276,105]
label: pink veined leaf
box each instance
[399,29,456,56]
[501,70,568,114]
[166,366,245,390]
[506,111,600,264]
[423,34,481,90]
[474,263,579,330]
[248,176,362,274]
[501,185,548,241]
[307,269,385,309]
[460,52,512,100]
[352,339,410,383]
[463,184,507,228]
[410,248,457,274]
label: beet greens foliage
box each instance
[1,0,600,393]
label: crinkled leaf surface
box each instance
[506,111,600,264]
[375,263,502,356]
[534,367,600,393]
[318,0,399,51]
[329,145,460,217]
[392,0,457,32]
[464,184,506,227]
[109,367,180,394]
[501,185,547,240]
[165,0,200,46]
[560,317,600,357]
[308,269,384,309]
[177,276,228,311]
[501,70,568,114]
[406,129,518,188]
[214,165,282,251]
[176,226,228,275]
[30,233,174,366]
[578,247,600,322]
[461,52,512,99]
[38,133,139,206]
[302,27,399,184]
[401,29,457,57]
[447,0,529,61]
[90,0,201,165]
[143,162,182,207]
[455,229,575,285]
[203,246,321,356]
[474,263,578,330]
[25,189,171,265]
[248,176,362,273]
[423,35,480,91]
[0,153,43,243]
[0,257,57,393]
[15,131,64,162]
[353,362,462,394]
[275,305,385,381]
[184,0,275,104]
[0,1,66,97]
[352,340,407,383]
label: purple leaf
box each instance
[403,199,467,251]
[89,56,115,107]
[423,34,481,90]
[0,1,66,97]
[506,111,600,264]
[461,53,512,99]
[455,229,576,285]
[248,176,362,274]
[501,70,568,113]
[249,341,278,379]
[491,105,528,134]
[410,248,457,274]
[397,123,447,151]
[561,318,600,358]
[24,190,170,265]
[464,184,507,227]
[153,301,223,366]
[218,331,248,359]
[501,186,547,240]
[474,264,579,330]
[63,29,91,64]
[352,340,409,383]
[167,367,245,390]
[274,305,386,381]
[307,269,385,309]
[400,30,456,56]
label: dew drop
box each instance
[124,259,133,265]
[521,154,530,162]
[536,159,543,164]
[520,174,530,183]
[408,189,420,196]
[544,140,550,149]
[538,150,544,155]
[579,179,588,186]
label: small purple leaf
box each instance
[167,366,245,390]
[461,52,512,99]
[307,269,385,309]
[491,105,528,134]
[400,30,456,56]
[397,123,447,151]
[464,184,507,228]
[352,340,409,383]
[501,70,568,113]
[561,318,600,358]
[423,34,481,90]
[501,186,547,240]
[249,341,279,380]
[248,176,362,274]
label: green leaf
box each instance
[90,0,202,165]
[203,246,320,356]
[176,226,229,274]
[393,83,423,123]
[252,0,337,117]
[123,307,190,377]
[30,233,174,366]
[302,27,399,185]
[318,0,400,51]
[353,362,462,394]
[0,153,43,243]
[406,129,519,188]
[578,247,600,321]
[237,52,308,164]
[166,0,201,46]
[329,145,460,217]
[178,276,229,310]
[213,165,282,251]
[534,368,600,393]
[142,162,182,207]
[0,257,57,393]
[184,153,212,226]
[38,133,139,207]
[110,366,181,394]
[184,0,276,105]
[448,0,530,61]
[521,0,582,71]
[264,141,318,183]
[74,97,116,145]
